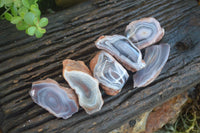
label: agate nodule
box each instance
[63,59,103,114]
[30,78,79,119]
[125,17,164,49]
[90,51,129,95]
[95,35,146,72]
[133,44,170,88]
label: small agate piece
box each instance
[95,35,146,72]
[125,17,165,49]
[63,59,103,114]
[133,43,170,88]
[90,51,129,96]
[30,78,79,119]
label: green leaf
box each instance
[16,21,29,30]
[4,0,12,6]
[24,12,35,25]
[11,5,18,16]
[0,0,5,7]
[30,4,40,18]
[18,7,28,17]
[33,17,39,25]
[35,29,43,38]
[37,27,46,33]
[27,26,36,36]
[14,0,22,7]
[4,12,12,21]
[39,17,48,27]
[22,0,30,8]
[29,0,38,5]
[11,16,22,24]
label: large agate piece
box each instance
[125,17,164,50]
[63,59,103,114]
[133,44,170,88]
[30,78,79,119]
[95,35,146,72]
[90,51,129,96]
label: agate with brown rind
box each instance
[125,17,165,50]
[63,59,103,114]
[133,43,170,88]
[95,35,146,72]
[90,51,129,96]
[62,59,92,75]
[30,78,79,119]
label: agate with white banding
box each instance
[133,43,170,88]
[62,59,103,114]
[95,35,146,72]
[125,17,165,50]
[90,51,129,95]
[30,78,79,119]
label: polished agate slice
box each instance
[133,43,170,88]
[90,51,129,95]
[30,78,79,119]
[125,17,165,49]
[95,35,146,72]
[63,59,103,114]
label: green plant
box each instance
[0,0,48,38]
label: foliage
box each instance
[0,0,48,38]
[156,88,200,133]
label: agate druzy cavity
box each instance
[30,78,79,119]
[133,44,170,88]
[95,35,146,72]
[125,17,164,49]
[90,51,129,95]
[63,59,103,114]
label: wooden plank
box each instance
[0,0,200,132]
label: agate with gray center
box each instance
[63,71,103,114]
[126,22,157,44]
[94,51,129,91]
[133,43,170,88]
[125,17,165,50]
[30,81,78,119]
[95,35,146,71]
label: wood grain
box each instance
[0,0,200,132]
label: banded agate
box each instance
[125,17,164,49]
[133,44,170,88]
[63,59,103,114]
[90,51,129,95]
[95,35,146,72]
[30,78,79,119]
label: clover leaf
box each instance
[4,12,12,21]
[26,26,36,36]
[39,17,48,27]
[11,16,22,24]
[24,12,35,25]
[1,0,48,38]
[22,0,30,8]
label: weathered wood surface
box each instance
[0,0,200,132]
